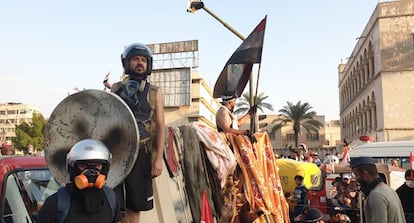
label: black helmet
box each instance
[121,43,153,77]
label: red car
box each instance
[0,155,60,223]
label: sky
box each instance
[0,0,382,121]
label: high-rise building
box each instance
[0,102,41,146]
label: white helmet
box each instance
[66,139,112,180]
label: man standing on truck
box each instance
[350,156,406,223]
[110,43,165,223]
[216,92,253,134]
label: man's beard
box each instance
[359,178,382,196]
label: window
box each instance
[3,169,60,222]
[306,133,319,141]
[286,134,295,142]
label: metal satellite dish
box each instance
[44,89,139,188]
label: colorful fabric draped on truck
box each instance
[176,123,290,223]
[187,122,237,187]
[227,132,290,223]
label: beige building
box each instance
[338,0,414,143]
[0,102,41,146]
[259,114,340,156]
[324,120,341,148]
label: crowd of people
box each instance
[290,156,414,223]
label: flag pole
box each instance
[199,5,257,133]
[199,6,245,41]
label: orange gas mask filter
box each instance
[74,168,106,190]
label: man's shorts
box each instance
[114,144,153,212]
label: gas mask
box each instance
[124,79,146,97]
[74,166,106,190]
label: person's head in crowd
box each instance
[340,173,352,186]
[295,175,304,186]
[328,201,350,223]
[350,156,380,193]
[296,208,326,223]
[391,159,400,167]
[404,169,414,188]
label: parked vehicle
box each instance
[0,155,60,223]
[276,158,324,215]
[349,140,414,169]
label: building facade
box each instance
[147,40,220,128]
[338,0,414,143]
[324,120,341,148]
[0,103,41,146]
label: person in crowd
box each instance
[396,169,414,222]
[110,43,166,223]
[38,139,122,223]
[391,159,400,168]
[312,152,321,166]
[326,200,351,223]
[295,208,326,223]
[328,177,342,197]
[292,175,309,218]
[350,156,406,223]
[336,173,358,222]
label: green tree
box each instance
[271,101,323,147]
[234,91,274,115]
[13,113,47,153]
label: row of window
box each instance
[0,119,27,124]
[268,132,322,142]
[340,42,375,110]
[0,109,30,115]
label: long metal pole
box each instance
[201,7,245,41]
[201,7,258,133]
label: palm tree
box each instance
[234,91,274,115]
[271,101,323,148]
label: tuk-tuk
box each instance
[276,158,323,194]
[276,158,323,215]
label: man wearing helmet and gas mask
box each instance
[110,43,165,223]
[38,139,122,223]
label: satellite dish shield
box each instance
[43,89,139,188]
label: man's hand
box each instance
[248,105,258,115]
[245,130,257,143]
[151,157,163,178]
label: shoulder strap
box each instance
[148,84,158,110]
[110,82,123,94]
[103,186,117,221]
[57,187,70,223]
